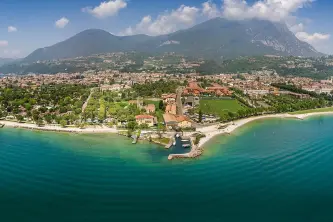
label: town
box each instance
[1,67,333,132]
[2,52,333,160]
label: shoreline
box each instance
[0,121,118,134]
[197,111,333,148]
[2,111,333,160]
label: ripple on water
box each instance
[2,117,333,221]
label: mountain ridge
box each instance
[0,58,18,67]
[23,18,323,62]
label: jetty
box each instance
[165,136,175,149]
[168,137,203,160]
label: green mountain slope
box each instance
[23,18,323,62]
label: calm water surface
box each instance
[1,116,333,222]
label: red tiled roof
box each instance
[135,115,154,120]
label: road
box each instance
[176,87,183,115]
[82,88,96,113]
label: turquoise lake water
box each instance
[1,116,333,221]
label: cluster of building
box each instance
[161,93,193,129]
[183,82,232,97]
[2,69,333,99]
[3,66,333,129]
[0,71,196,89]
[302,78,333,94]
[130,94,193,129]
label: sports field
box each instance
[199,99,245,116]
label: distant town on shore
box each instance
[2,52,333,156]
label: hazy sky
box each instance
[0,0,332,58]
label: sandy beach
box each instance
[2,111,333,147]
[197,111,333,148]
[0,121,118,133]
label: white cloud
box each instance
[82,0,127,18]
[202,1,220,18]
[121,4,199,36]
[289,23,304,33]
[55,17,69,28]
[8,26,17,32]
[120,0,330,51]
[121,0,315,36]
[220,1,332,48]
[0,41,8,47]
[296,32,330,44]
[288,22,330,46]
[222,0,314,22]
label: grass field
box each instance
[289,107,333,115]
[199,99,245,116]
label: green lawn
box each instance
[155,110,164,122]
[153,137,171,145]
[199,99,245,116]
[289,107,333,115]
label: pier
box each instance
[168,136,203,160]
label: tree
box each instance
[32,110,40,122]
[15,115,24,123]
[157,123,164,139]
[227,111,235,120]
[60,119,67,128]
[127,121,137,130]
[36,118,44,127]
[44,114,53,124]
[198,110,203,123]
[159,100,165,111]
[139,123,149,129]
[127,129,133,137]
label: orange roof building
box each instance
[145,104,156,114]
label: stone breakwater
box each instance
[168,138,203,160]
[167,148,203,160]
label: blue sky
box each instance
[0,0,332,58]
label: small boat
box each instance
[176,134,180,138]
[182,144,191,148]
[173,141,176,146]
[181,139,190,142]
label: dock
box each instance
[168,137,203,160]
